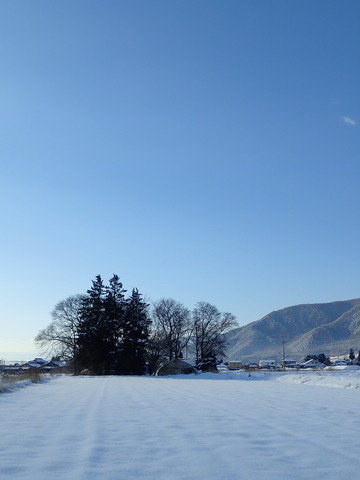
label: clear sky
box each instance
[1,0,360,361]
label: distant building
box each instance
[300,359,325,369]
[334,359,351,366]
[281,358,298,368]
[259,359,276,369]
[227,361,243,370]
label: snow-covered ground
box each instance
[1,369,359,480]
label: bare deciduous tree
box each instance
[192,301,237,368]
[152,298,192,361]
[35,294,84,371]
[146,329,168,375]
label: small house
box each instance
[281,358,298,368]
[259,359,276,369]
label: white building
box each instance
[259,359,276,369]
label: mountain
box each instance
[225,299,360,362]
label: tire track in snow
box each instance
[1,375,360,480]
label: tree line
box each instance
[35,274,237,375]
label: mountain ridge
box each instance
[225,298,360,362]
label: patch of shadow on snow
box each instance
[152,371,284,381]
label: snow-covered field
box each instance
[1,369,359,480]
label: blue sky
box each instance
[1,1,360,361]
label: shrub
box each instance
[0,370,45,393]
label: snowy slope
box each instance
[1,372,359,480]
[226,298,360,361]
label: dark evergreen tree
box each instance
[304,353,331,366]
[304,354,318,362]
[75,275,150,375]
[117,289,151,375]
[317,353,331,366]
[349,348,355,364]
[76,275,116,374]
[104,274,127,371]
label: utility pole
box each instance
[282,336,286,370]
